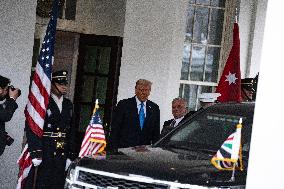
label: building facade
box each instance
[0,0,267,188]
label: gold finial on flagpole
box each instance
[93,99,99,114]
[237,118,243,129]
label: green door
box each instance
[74,35,122,149]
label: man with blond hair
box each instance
[109,79,160,150]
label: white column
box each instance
[118,0,188,127]
[239,0,267,78]
[0,1,37,188]
[246,1,284,188]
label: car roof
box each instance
[197,102,255,120]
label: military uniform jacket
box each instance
[24,96,76,189]
[0,98,18,156]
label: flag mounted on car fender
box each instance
[216,23,241,103]
[79,100,106,159]
[211,118,243,171]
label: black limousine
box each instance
[65,102,255,189]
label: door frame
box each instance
[74,34,122,140]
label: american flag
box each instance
[17,0,60,188]
[79,102,106,158]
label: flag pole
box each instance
[93,99,99,114]
[32,167,38,189]
[235,8,238,23]
[230,163,236,182]
[230,118,242,182]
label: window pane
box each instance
[184,84,198,111]
[98,47,111,75]
[201,85,213,93]
[84,46,98,73]
[181,43,192,80]
[81,75,95,102]
[190,45,205,81]
[185,7,194,42]
[205,47,220,82]
[211,0,226,7]
[193,7,209,43]
[209,8,225,45]
[196,0,210,5]
[179,84,184,98]
[95,77,108,104]
[79,105,92,132]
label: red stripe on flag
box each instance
[226,136,234,141]
[24,109,43,137]
[28,91,46,119]
[33,71,50,107]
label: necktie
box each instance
[170,119,176,127]
[139,102,145,129]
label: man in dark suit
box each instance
[109,79,160,150]
[0,75,20,156]
[160,98,189,138]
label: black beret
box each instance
[52,70,68,84]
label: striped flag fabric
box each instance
[17,0,60,188]
[211,118,243,171]
[16,144,32,189]
[79,102,106,158]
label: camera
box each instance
[5,132,14,146]
[8,85,21,97]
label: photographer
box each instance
[0,74,20,156]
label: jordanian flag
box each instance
[211,119,243,171]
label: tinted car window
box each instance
[157,103,254,155]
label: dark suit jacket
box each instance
[109,96,160,149]
[160,111,195,138]
[0,98,18,156]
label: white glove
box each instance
[65,158,72,171]
[32,158,42,167]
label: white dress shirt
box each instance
[51,93,63,113]
[173,116,184,127]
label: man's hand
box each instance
[32,158,42,167]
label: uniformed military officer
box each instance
[241,74,258,102]
[24,70,77,189]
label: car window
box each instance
[167,112,252,152]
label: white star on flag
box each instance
[225,72,238,85]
